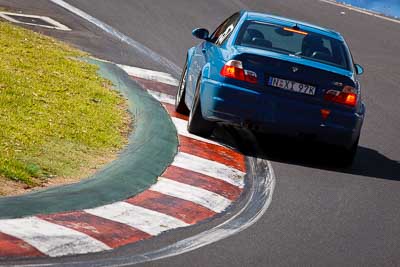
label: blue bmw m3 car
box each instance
[175,11,365,165]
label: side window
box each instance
[209,12,240,46]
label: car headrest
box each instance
[302,35,330,57]
[243,29,265,44]
[303,35,324,48]
[311,51,333,61]
[252,38,272,48]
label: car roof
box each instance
[243,11,344,41]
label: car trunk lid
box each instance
[232,46,355,104]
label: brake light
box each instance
[220,60,258,83]
[324,86,358,107]
[283,27,308,35]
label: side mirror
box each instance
[354,64,364,75]
[192,28,210,41]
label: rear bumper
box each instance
[200,78,365,148]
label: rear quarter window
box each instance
[210,12,241,46]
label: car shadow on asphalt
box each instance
[212,125,400,181]
[253,133,400,181]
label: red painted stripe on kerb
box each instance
[126,190,216,224]
[163,103,246,172]
[0,232,44,258]
[39,211,151,248]
[162,165,242,201]
[130,76,177,95]
[179,135,246,172]
[163,103,189,121]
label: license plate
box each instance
[268,76,316,96]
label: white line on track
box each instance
[0,217,111,257]
[118,64,179,86]
[85,202,188,236]
[49,0,181,76]
[319,0,400,24]
[172,152,245,188]
[151,178,232,213]
[0,12,71,31]
[171,117,222,146]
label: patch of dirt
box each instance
[0,177,30,197]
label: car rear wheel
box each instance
[175,60,189,114]
[187,78,215,137]
[337,137,359,167]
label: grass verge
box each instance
[0,21,130,195]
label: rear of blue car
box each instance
[181,12,365,165]
[201,51,364,149]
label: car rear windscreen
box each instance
[235,21,351,70]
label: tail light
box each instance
[324,86,358,107]
[220,60,258,84]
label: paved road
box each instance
[2,0,400,266]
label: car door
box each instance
[186,13,241,107]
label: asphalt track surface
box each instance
[1,0,400,266]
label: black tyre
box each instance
[337,137,359,167]
[187,78,215,137]
[175,60,189,114]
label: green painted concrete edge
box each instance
[0,58,178,219]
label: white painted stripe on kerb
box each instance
[172,152,245,188]
[319,0,400,24]
[0,217,110,257]
[151,178,232,213]
[119,65,179,86]
[171,117,222,147]
[85,202,188,236]
[147,90,175,105]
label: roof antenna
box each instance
[293,23,300,30]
